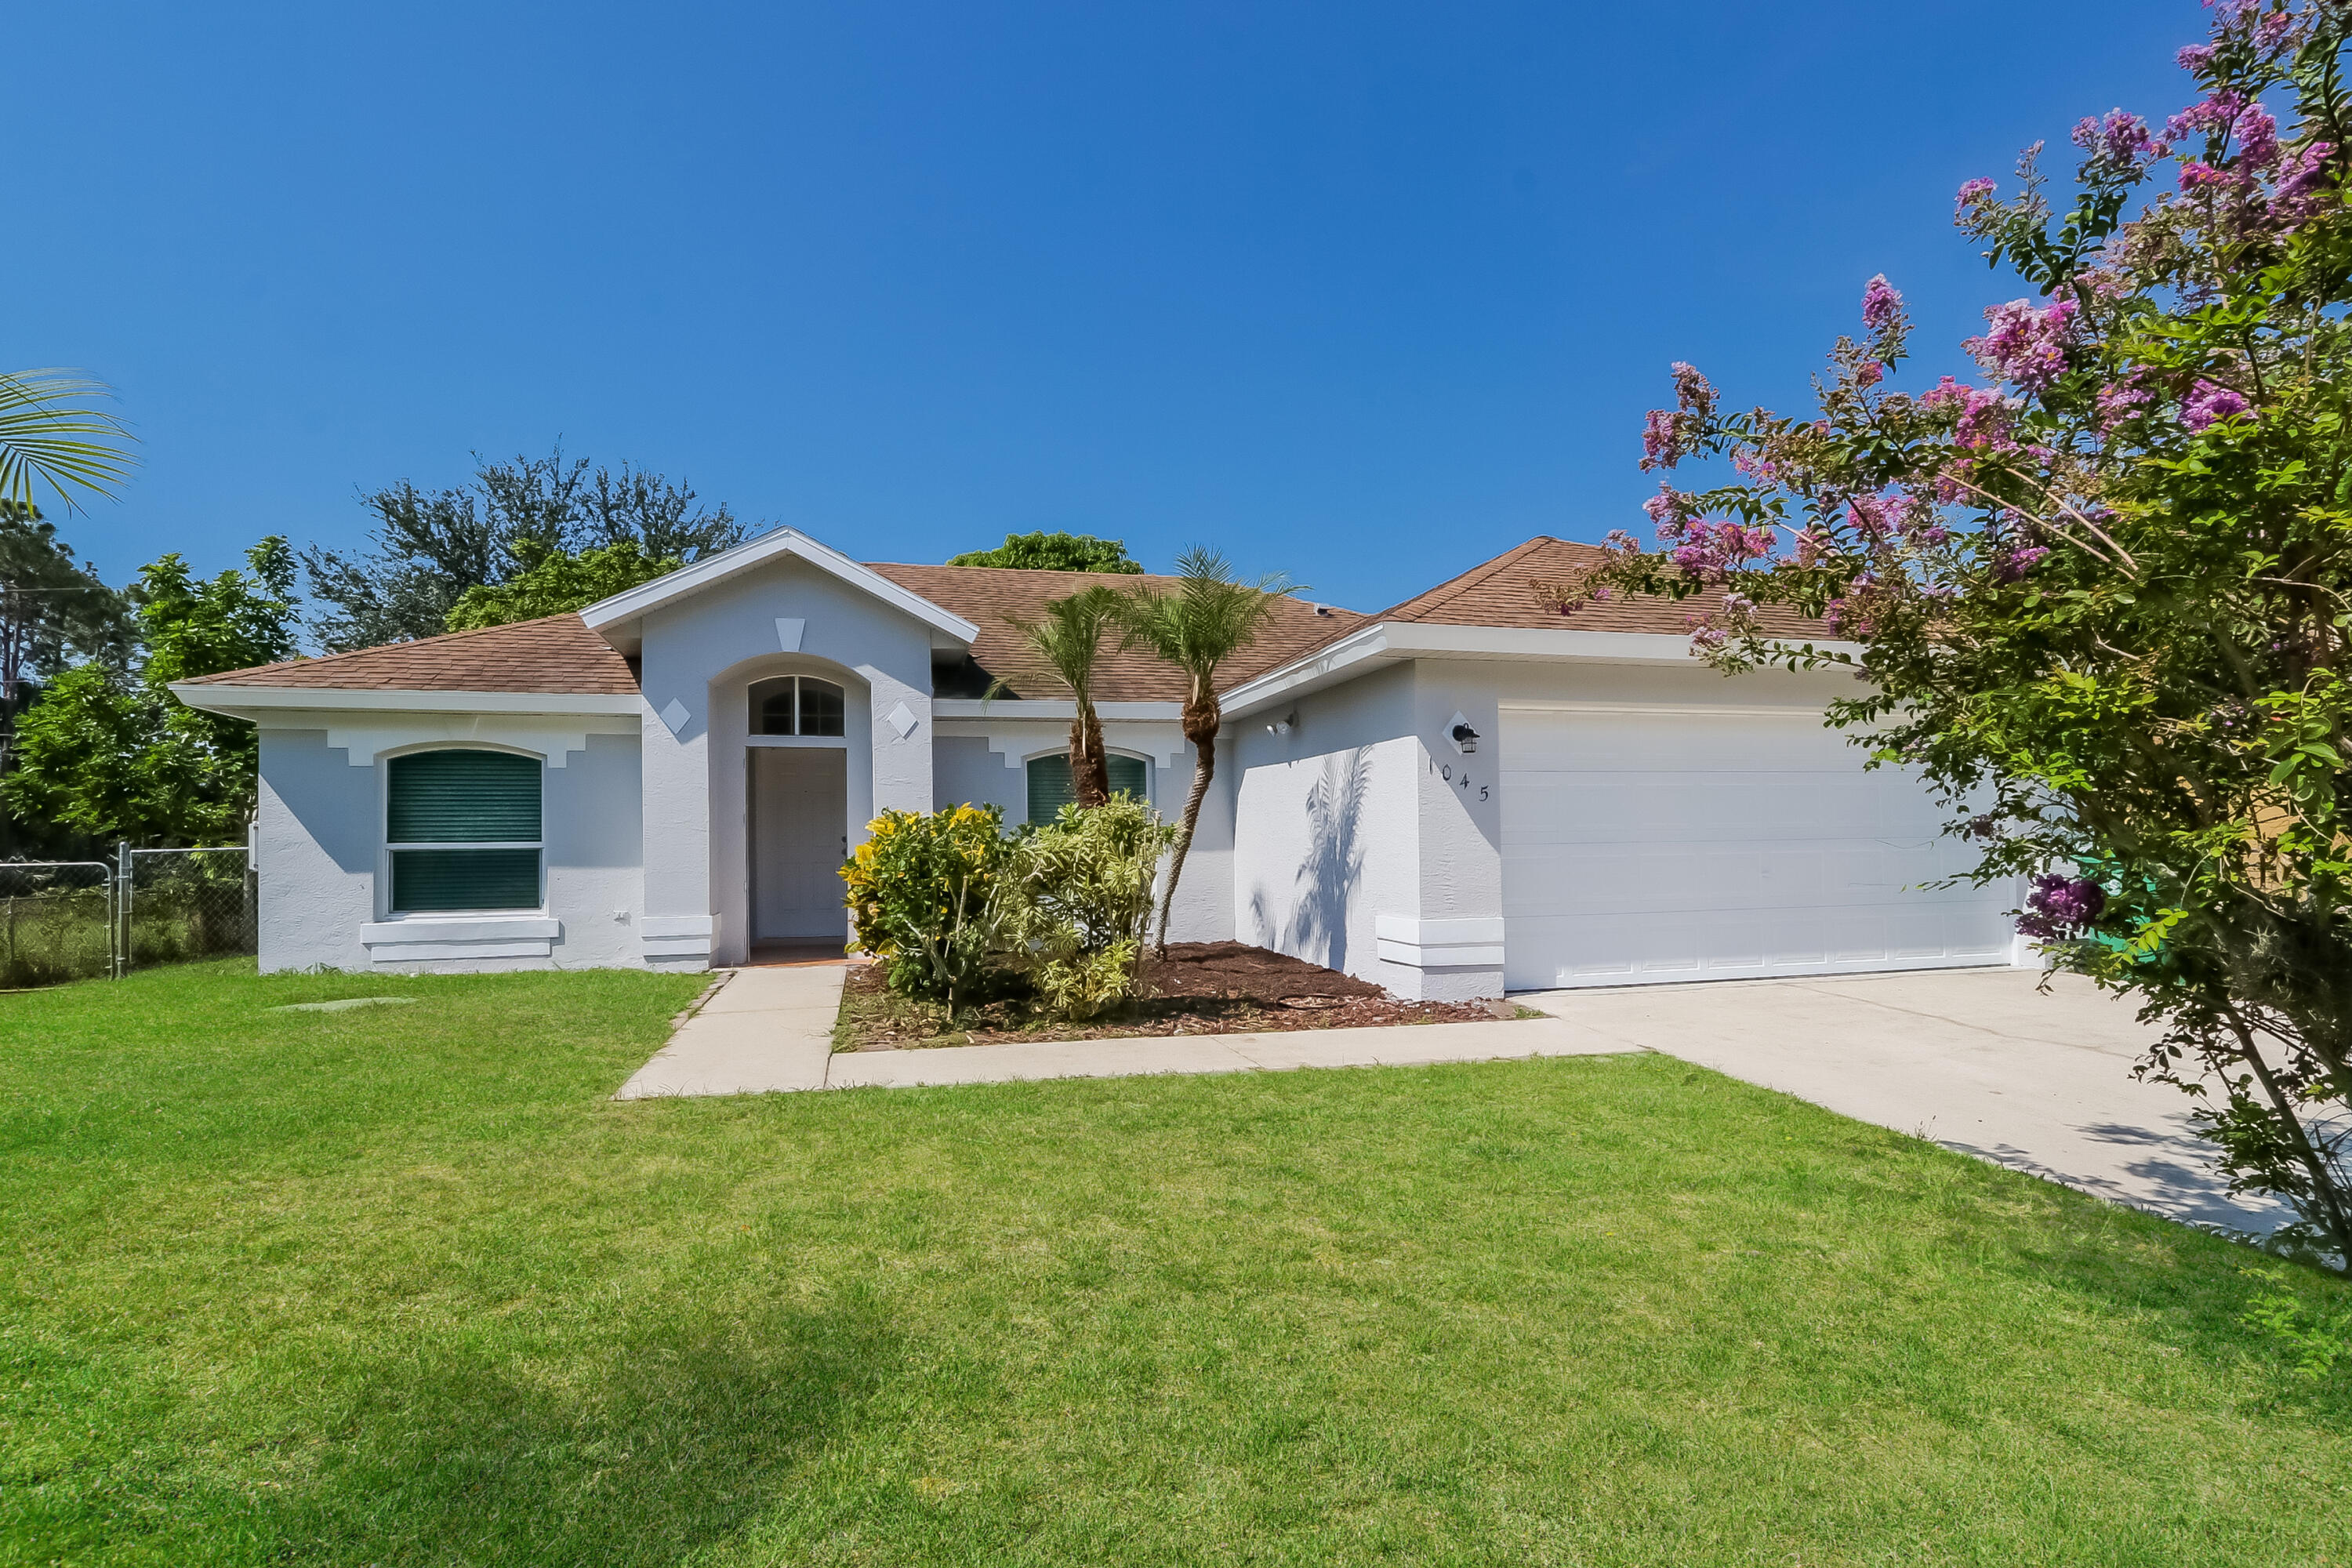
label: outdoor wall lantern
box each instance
[1448,714,1479,754]
[1265,710,1297,736]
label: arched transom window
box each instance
[750,675,846,737]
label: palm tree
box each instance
[1120,546,1297,955]
[998,584,1123,808]
[0,370,136,512]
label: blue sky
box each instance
[13,2,2200,620]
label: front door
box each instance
[750,747,849,944]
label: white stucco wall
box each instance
[256,723,644,974]
[256,728,376,973]
[1229,664,1462,994]
[636,554,937,968]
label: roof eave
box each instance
[169,684,645,720]
[1218,623,1864,720]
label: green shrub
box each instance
[995,797,1178,1019]
[840,804,1010,1011]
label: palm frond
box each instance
[0,369,138,512]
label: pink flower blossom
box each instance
[2177,43,2218,72]
[2168,90,2246,143]
[1854,361,1885,388]
[1965,298,2077,393]
[2178,161,2234,191]
[1670,361,1716,417]
[2017,873,2105,939]
[1955,176,1997,215]
[1861,274,1903,330]
[2182,378,2252,430]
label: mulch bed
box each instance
[834,940,1507,1051]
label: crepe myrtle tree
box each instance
[1552,0,2352,1265]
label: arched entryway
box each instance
[747,673,851,957]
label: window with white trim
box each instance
[1025,752,1148,824]
[386,750,543,912]
[750,675,847,736]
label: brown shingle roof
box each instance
[179,612,639,695]
[868,562,1367,703]
[1371,535,1828,639]
[180,539,1802,702]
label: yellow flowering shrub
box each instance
[840,804,1008,1008]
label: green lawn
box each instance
[4,964,2349,1566]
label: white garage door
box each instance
[1501,706,2016,991]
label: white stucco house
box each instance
[173,529,2023,999]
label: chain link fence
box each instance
[0,844,254,988]
[0,861,117,987]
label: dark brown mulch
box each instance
[834,942,1504,1051]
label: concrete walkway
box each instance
[614,964,845,1098]
[1517,967,2296,1237]
[825,1015,1622,1090]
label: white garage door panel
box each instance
[1501,709,2014,989]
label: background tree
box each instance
[302,448,744,648]
[0,368,136,513]
[996,586,1123,807]
[1566,0,2352,1266]
[5,539,299,845]
[443,540,684,631]
[0,503,132,855]
[1120,547,1295,954]
[949,531,1144,573]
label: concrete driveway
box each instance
[1516,967,2297,1238]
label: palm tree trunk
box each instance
[1153,704,1220,957]
[1071,698,1109,808]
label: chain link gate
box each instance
[0,844,254,986]
[118,846,256,975]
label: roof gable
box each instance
[579,528,981,644]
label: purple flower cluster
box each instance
[1923,376,2023,451]
[1640,364,1719,472]
[2016,873,2106,940]
[2275,140,2337,221]
[1955,176,1997,215]
[2071,108,2168,168]
[1861,274,1904,331]
[1965,298,2078,393]
[1989,545,2052,584]
[1666,520,1777,578]
[2096,380,2154,431]
[2177,42,2218,72]
[2182,378,2252,430]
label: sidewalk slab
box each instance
[615,965,845,1098]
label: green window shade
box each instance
[1026,753,1148,824]
[392,848,542,912]
[388,750,541,843]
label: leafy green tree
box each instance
[949,531,1144,573]
[302,448,743,648]
[0,501,130,747]
[0,368,136,513]
[443,539,684,631]
[1569,0,2352,1265]
[1120,547,1296,954]
[996,586,1124,807]
[5,539,299,845]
